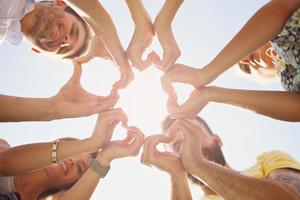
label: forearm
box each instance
[58,168,101,200]
[193,160,298,200]
[170,173,192,200]
[125,0,151,26]
[66,0,127,66]
[207,87,300,121]
[205,0,300,79]
[0,139,96,176]
[0,94,57,122]
[155,0,184,26]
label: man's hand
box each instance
[167,88,210,119]
[141,134,186,177]
[97,126,145,167]
[126,23,154,71]
[90,108,128,149]
[52,61,118,118]
[167,119,204,175]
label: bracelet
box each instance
[51,140,59,164]
[89,159,110,178]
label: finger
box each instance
[160,74,176,96]
[127,131,144,156]
[145,135,172,158]
[101,108,129,125]
[71,60,83,82]
[127,51,151,71]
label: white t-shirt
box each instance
[0,0,36,45]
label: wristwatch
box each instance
[89,159,111,178]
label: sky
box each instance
[0,0,300,199]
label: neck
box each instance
[13,169,51,200]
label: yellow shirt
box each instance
[201,151,300,200]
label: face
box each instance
[45,153,91,188]
[239,42,276,74]
[22,2,87,58]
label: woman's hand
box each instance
[96,126,145,167]
[90,108,128,149]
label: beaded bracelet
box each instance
[51,140,59,164]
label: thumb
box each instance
[71,61,83,82]
[75,52,94,64]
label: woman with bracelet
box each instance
[0,118,144,199]
[161,0,300,122]
[0,108,127,177]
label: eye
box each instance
[76,164,83,176]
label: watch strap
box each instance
[89,159,110,178]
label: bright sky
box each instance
[0,0,300,199]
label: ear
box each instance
[212,134,223,147]
[31,48,40,53]
[53,0,67,9]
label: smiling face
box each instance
[45,153,91,188]
[21,2,89,58]
[238,42,277,76]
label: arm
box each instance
[56,126,144,200]
[153,0,183,70]
[167,86,300,122]
[65,0,133,89]
[125,0,154,70]
[0,62,117,122]
[193,160,299,200]
[141,135,192,200]
[0,109,127,176]
[202,0,300,83]
[169,119,299,200]
[0,94,56,122]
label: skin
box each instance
[50,126,145,200]
[166,86,300,122]
[2,124,144,200]
[0,108,126,176]
[0,61,118,122]
[125,0,154,71]
[153,0,183,71]
[165,119,300,200]
[161,0,300,122]
[20,1,87,58]
[64,0,134,89]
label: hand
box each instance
[141,134,186,177]
[161,63,210,96]
[126,23,155,71]
[97,126,145,167]
[113,60,135,90]
[52,61,118,118]
[153,20,181,71]
[75,35,113,64]
[167,119,204,175]
[90,108,128,149]
[167,88,210,119]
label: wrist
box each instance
[96,152,111,168]
[48,96,62,120]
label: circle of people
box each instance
[1,0,300,200]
